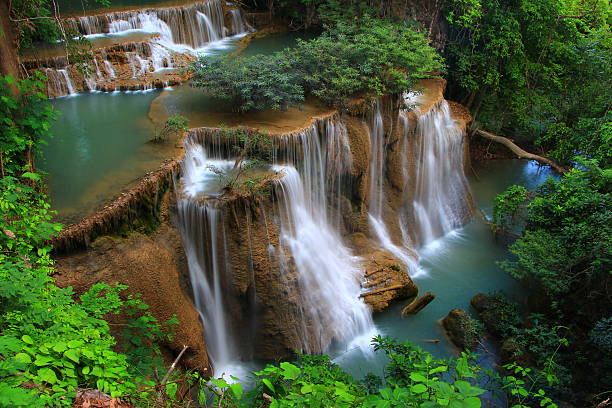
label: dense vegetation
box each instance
[0,76,178,406]
[1,0,611,406]
[191,18,442,111]
[444,0,611,166]
[490,159,611,401]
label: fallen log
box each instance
[401,292,435,316]
[475,129,567,174]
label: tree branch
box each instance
[475,129,567,174]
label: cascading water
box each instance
[271,116,372,351]
[196,11,220,43]
[230,9,252,35]
[410,101,471,246]
[45,68,77,96]
[273,165,372,351]
[74,0,232,50]
[366,101,422,276]
[103,59,116,78]
[177,142,237,373]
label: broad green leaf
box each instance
[262,378,275,392]
[280,362,301,380]
[411,384,427,393]
[37,367,58,384]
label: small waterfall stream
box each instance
[366,101,422,276]
[410,101,471,246]
[41,0,252,98]
[177,142,237,372]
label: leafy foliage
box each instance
[0,76,176,407]
[491,159,611,401]
[206,127,273,195]
[445,0,611,165]
[152,114,189,143]
[191,18,442,111]
[9,0,110,50]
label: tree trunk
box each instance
[0,0,21,80]
[475,129,567,174]
[401,292,435,316]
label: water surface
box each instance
[331,160,553,378]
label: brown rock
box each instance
[359,249,418,313]
[54,196,212,373]
[441,308,480,350]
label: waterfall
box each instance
[230,9,251,35]
[410,101,471,246]
[73,0,230,50]
[45,68,77,97]
[271,117,372,351]
[92,58,103,80]
[103,60,116,78]
[196,11,220,43]
[366,101,422,276]
[273,165,372,352]
[177,142,237,372]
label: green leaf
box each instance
[462,397,482,408]
[280,362,301,380]
[262,378,275,393]
[229,383,243,398]
[37,367,58,384]
[22,335,34,345]
[411,384,428,393]
[166,382,178,399]
[14,353,32,364]
[64,349,80,363]
[33,355,54,366]
[410,372,428,383]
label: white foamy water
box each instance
[274,165,373,351]
[411,101,471,246]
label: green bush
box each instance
[191,54,305,112]
[191,18,442,111]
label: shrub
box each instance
[191,18,442,111]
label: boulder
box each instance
[441,308,480,350]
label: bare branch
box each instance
[475,129,567,174]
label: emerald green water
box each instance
[41,32,307,222]
[331,160,552,378]
[40,91,169,223]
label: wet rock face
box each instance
[53,197,212,373]
[25,42,195,98]
[217,197,318,359]
[359,248,419,313]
